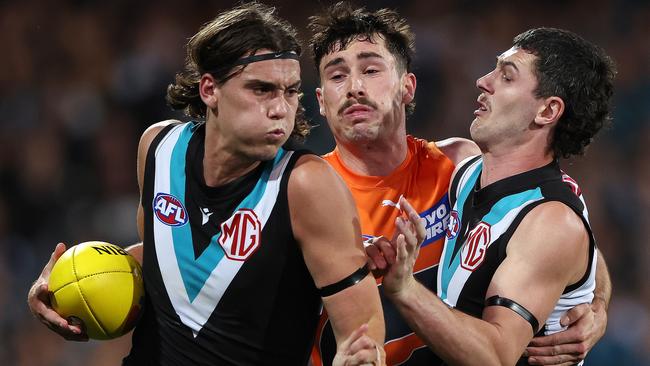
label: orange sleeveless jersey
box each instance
[312,136,455,366]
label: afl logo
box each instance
[153,193,188,226]
[446,210,460,240]
[219,209,262,261]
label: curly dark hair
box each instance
[308,1,416,115]
[513,27,616,159]
[166,2,310,142]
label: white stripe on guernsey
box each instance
[455,159,482,200]
[153,125,196,326]
[153,125,294,337]
[444,196,543,306]
[578,194,591,224]
[544,250,597,335]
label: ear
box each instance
[315,87,325,116]
[402,72,416,105]
[535,96,564,127]
[199,74,219,110]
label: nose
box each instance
[267,94,290,120]
[346,72,366,99]
[476,70,494,94]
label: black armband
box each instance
[318,265,370,297]
[485,295,540,333]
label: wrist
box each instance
[591,297,609,336]
[385,275,418,303]
[592,295,609,313]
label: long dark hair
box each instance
[166,2,310,141]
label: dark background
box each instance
[1,0,648,364]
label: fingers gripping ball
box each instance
[49,241,144,340]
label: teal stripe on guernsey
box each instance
[169,125,288,302]
[440,161,482,300]
[482,188,542,225]
[169,123,211,303]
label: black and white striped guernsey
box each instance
[124,122,320,366]
[437,156,597,366]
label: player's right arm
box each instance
[289,154,386,366]
[27,242,87,341]
[26,120,176,340]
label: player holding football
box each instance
[28,3,385,365]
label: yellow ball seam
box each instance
[72,245,108,338]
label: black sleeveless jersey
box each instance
[124,122,320,365]
[437,157,597,366]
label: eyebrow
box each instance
[358,51,383,60]
[496,58,519,72]
[323,57,345,70]
[322,51,385,71]
[243,79,301,90]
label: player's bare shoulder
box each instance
[288,154,351,199]
[435,137,480,166]
[139,119,181,152]
[137,119,181,190]
[287,153,358,245]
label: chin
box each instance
[346,126,381,143]
[255,145,283,161]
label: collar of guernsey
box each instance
[324,139,415,188]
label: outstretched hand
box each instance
[525,302,607,365]
[332,323,385,366]
[27,243,89,341]
[380,197,426,298]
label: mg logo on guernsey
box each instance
[461,221,491,271]
[153,193,188,226]
[219,208,262,261]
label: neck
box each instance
[334,132,408,176]
[480,146,554,188]
[202,120,260,187]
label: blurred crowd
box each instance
[1,0,648,364]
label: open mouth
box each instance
[474,98,488,115]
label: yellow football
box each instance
[49,241,144,340]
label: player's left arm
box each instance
[288,154,385,366]
[383,200,590,366]
[525,251,611,365]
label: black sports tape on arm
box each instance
[318,265,370,297]
[485,295,540,333]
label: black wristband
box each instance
[485,295,540,333]
[318,265,370,297]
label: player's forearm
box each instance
[125,242,143,265]
[323,276,386,348]
[593,251,611,311]
[387,280,517,366]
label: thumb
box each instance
[560,303,589,327]
[339,323,368,353]
[43,243,67,277]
